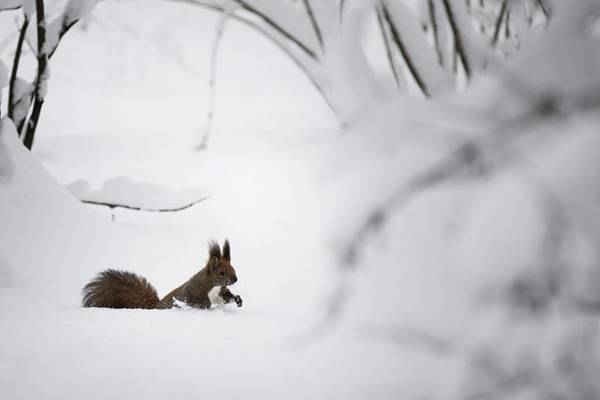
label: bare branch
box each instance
[491,0,508,47]
[381,1,430,97]
[7,15,28,123]
[302,0,323,52]
[81,197,208,213]
[198,8,229,150]
[48,18,80,60]
[441,0,472,79]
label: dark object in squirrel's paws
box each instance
[234,295,243,307]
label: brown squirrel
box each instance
[82,240,242,309]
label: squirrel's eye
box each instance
[219,271,225,276]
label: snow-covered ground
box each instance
[2,0,600,399]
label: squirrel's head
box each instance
[206,240,238,286]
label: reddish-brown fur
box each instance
[82,240,242,309]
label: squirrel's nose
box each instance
[230,276,238,285]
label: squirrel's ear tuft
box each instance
[209,241,221,259]
[223,240,230,261]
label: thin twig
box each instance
[164,0,340,122]
[198,7,229,150]
[302,0,323,52]
[441,0,472,79]
[81,197,209,213]
[534,0,549,19]
[48,18,80,59]
[0,5,21,11]
[428,0,443,66]
[232,0,317,60]
[504,8,511,40]
[491,0,508,47]
[8,15,28,123]
[375,5,400,88]
[381,1,430,97]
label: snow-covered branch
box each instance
[21,0,48,149]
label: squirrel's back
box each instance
[82,269,159,309]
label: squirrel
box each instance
[82,240,242,309]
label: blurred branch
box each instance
[302,0,323,52]
[164,0,340,122]
[381,0,430,97]
[7,15,28,124]
[341,87,584,269]
[231,0,317,59]
[491,0,507,46]
[534,0,549,20]
[428,0,443,66]
[81,197,209,213]
[360,324,455,355]
[375,5,401,88]
[441,0,472,79]
[342,141,484,267]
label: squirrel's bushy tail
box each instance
[82,269,159,309]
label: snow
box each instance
[0,58,7,88]
[44,17,62,56]
[1,0,600,399]
[9,77,33,126]
[0,118,15,180]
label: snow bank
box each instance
[0,118,97,294]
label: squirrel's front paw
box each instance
[234,295,243,307]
